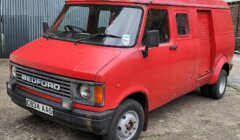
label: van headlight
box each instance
[79,84,92,100]
[11,66,17,78]
[74,83,105,107]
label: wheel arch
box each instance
[222,63,230,76]
[209,56,230,84]
[117,90,150,131]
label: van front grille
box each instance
[13,64,73,98]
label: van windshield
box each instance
[49,5,143,47]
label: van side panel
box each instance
[194,10,215,87]
[96,7,235,112]
[197,11,213,78]
[209,9,235,84]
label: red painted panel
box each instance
[171,9,196,97]
[197,11,212,77]
[10,38,121,81]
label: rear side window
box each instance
[142,9,170,45]
[176,14,190,35]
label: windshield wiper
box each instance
[74,33,121,44]
[43,33,56,39]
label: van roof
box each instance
[66,0,229,9]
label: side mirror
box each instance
[142,30,160,58]
[42,21,50,34]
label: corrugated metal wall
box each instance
[0,0,65,58]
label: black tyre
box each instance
[201,70,228,99]
[200,85,210,97]
[103,99,144,140]
[209,70,228,99]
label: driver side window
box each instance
[58,7,89,31]
[142,9,170,46]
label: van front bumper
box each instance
[7,82,114,135]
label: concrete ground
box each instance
[0,55,240,140]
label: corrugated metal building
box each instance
[0,0,65,58]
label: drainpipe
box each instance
[235,4,240,51]
[0,16,3,58]
[0,0,2,58]
[0,0,3,58]
[236,4,240,37]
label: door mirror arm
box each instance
[142,46,149,58]
[42,21,50,34]
[142,30,160,58]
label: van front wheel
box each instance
[103,99,144,140]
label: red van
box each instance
[7,0,235,139]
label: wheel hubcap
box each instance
[219,75,227,95]
[116,111,139,140]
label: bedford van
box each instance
[6,0,235,139]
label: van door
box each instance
[172,11,196,96]
[140,7,178,109]
[197,11,213,78]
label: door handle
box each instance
[169,45,178,51]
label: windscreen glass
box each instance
[50,5,142,47]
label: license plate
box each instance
[26,98,53,116]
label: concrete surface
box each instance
[0,55,240,140]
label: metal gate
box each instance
[0,0,65,58]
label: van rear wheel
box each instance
[103,99,144,140]
[200,70,228,99]
[200,85,210,97]
[209,70,228,99]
